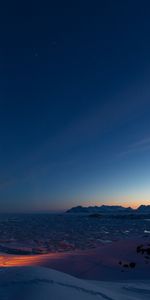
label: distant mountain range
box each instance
[66,205,150,214]
[137,205,150,213]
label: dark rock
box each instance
[89,213,102,218]
[123,264,129,268]
[129,262,136,268]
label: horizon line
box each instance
[0,203,149,214]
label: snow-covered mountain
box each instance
[0,266,150,300]
[66,205,133,214]
[66,204,150,214]
[137,205,150,213]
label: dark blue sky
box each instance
[1,1,150,212]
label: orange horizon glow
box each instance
[0,199,149,214]
[30,200,150,213]
[0,253,67,268]
[80,199,150,210]
[73,203,144,210]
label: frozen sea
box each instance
[0,213,150,254]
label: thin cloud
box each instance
[130,137,150,148]
[119,136,150,157]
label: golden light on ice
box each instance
[0,253,65,267]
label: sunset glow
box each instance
[0,253,65,268]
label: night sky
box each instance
[1,1,150,212]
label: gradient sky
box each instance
[1,1,150,212]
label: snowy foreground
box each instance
[0,266,150,300]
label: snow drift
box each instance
[0,266,150,300]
